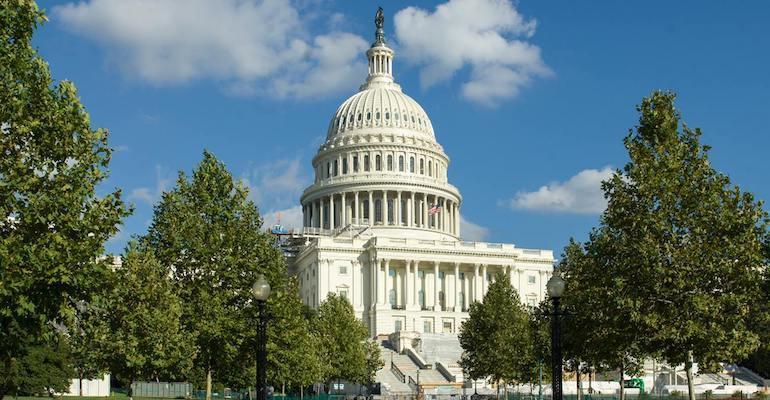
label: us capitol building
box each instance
[287,9,555,392]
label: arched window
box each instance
[357,113,362,122]
[409,157,415,173]
[364,155,370,172]
[419,159,425,174]
[375,155,382,171]
[428,160,432,177]
[399,156,404,172]
[363,200,370,220]
[367,112,371,120]
[387,155,393,171]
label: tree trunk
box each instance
[282,383,285,396]
[576,368,582,400]
[128,379,134,400]
[504,381,508,400]
[496,379,500,400]
[589,370,593,394]
[300,386,304,400]
[206,367,213,400]
[619,363,625,400]
[685,350,695,400]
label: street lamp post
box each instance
[252,274,271,400]
[546,270,566,400]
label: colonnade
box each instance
[303,190,460,236]
[367,259,550,311]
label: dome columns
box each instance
[301,189,460,237]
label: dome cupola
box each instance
[300,8,462,241]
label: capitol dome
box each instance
[299,10,461,241]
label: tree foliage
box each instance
[142,151,286,396]
[459,273,533,385]
[0,1,128,395]
[562,91,769,400]
[101,243,195,388]
[0,338,74,397]
[313,293,382,386]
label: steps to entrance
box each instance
[376,341,453,394]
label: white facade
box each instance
[290,15,554,339]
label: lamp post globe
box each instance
[253,274,270,400]
[546,272,565,299]
[252,274,271,301]
[547,270,566,400]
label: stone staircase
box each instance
[376,341,454,394]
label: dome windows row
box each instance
[332,107,431,136]
[314,150,446,183]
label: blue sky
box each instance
[33,0,770,256]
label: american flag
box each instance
[428,204,442,215]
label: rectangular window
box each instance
[395,320,403,332]
[528,275,536,284]
[459,272,465,280]
[353,156,359,172]
[387,155,393,171]
[418,270,425,278]
[340,289,348,300]
[410,157,415,173]
[423,320,433,333]
[339,265,348,275]
[399,156,404,172]
[439,271,445,279]
[326,162,331,178]
[333,160,338,176]
[364,155,370,172]
[376,155,382,171]
[419,159,425,174]
[342,158,348,174]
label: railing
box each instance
[407,375,419,391]
[435,361,456,382]
[391,304,405,310]
[391,361,406,383]
[421,305,434,311]
[405,347,430,369]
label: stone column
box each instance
[413,261,420,309]
[329,194,335,230]
[340,192,346,227]
[383,259,390,306]
[474,263,481,302]
[352,260,360,308]
[482,264,488,297]
[319,197,325,229]
[423,193,428,228]
[408,192,414,227]
[368,191,374,226]
[382,190,388,225]
[433,261,440,310]
[370,256,377,307]
[396,191,402,226]
[354,191,360,225]
[454,262,460,311]
[406,260,413,306]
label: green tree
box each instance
[142,151,285,400]
[459,273,533,395]
[573,91,768,400]
[101,243,195,395]
[559,238,646,400]
[1,337,74,397]
[265,278,323,395]
[0,1,129,396]
[313,293,382,389]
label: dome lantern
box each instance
[363,7,395,90]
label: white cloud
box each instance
[262,205,303,230]
[128,166,173,206]
[509,167,614,214]
[460,215,490,241]
[53,0,367,99]
[242,157,309,209]
[394,0,550,106]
